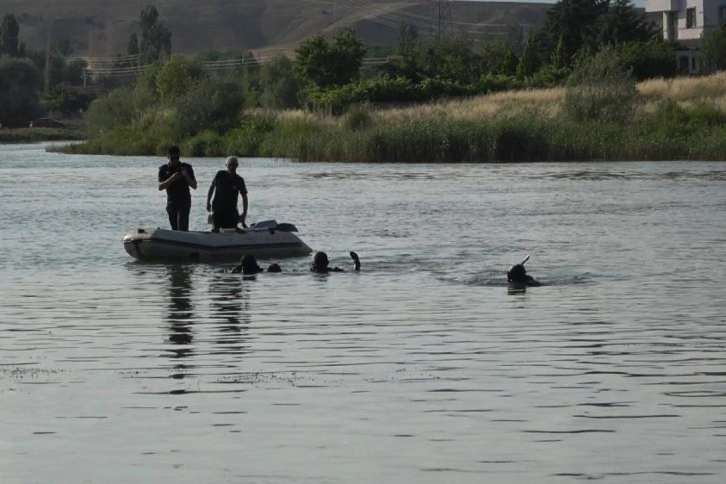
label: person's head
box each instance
[267,263,282,273]
[167,146,181,162]
[507,264,528,284]
[312,251,329,272]
[226,156,239,173]
[240,254,263,274]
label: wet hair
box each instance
[240,254,263,274]
[168,145,181,158]
[507,264,528,284]
[267,263,282,273]
[226,156,239,168]
[313,251,329,269]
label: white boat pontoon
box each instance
[123,220,312,262]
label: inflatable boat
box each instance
[123,220,312,262]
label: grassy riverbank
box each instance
[58,72,726,162]
[1,127,87,144]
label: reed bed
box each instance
[58,71,726,162]
[638,72,726,101]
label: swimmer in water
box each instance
[311,251,360,273]
[230,254,282,274]
[507,254,540,288]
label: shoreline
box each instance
[0,128,87,144]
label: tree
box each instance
[259,54,301,109]
[377,23,420,81]
[0,58,44,127]
[480,40,518,76]
[138,6,172,64]
[42,84,96,116]
[329,30,367,85]
[563,47,639,124]
[534,0,654,64]
[0,14,20,57]
[398,22,419,55]
[413,34,481,84]
[551,36,567,69]
[155,56,204,100]
[615,41,676,80]
[699,24,726,74]
[127,33,140,57]
[516,40,539,79]
[596,0,656,46]
[294,30,365,88]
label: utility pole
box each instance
[45,30,52,94]
[431,0,451,39]
[438,0,442,38]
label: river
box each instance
[1,142,725,483]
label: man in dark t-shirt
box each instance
[158,146,197,231]
[206,156,248,232]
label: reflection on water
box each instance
[208,275,251,356]
[1,147,726,484]
[166,265,195,367]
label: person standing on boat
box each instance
[158,146,197,231]
[206,156,248,232]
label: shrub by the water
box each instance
[342,104,372,131]
[563,48,640,125]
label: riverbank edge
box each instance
[52,115,726,163]
[1,128,87,144]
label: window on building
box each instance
[719,6,726,23]
[667,11,678,40]
[687,8,696,28]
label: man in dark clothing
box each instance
[206,156,248,232]
[158,146,197,231]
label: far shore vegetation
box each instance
[5,2,726,161]
[0,126,86,143]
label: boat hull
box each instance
[123,226,312,262]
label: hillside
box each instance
[0,0,551,57]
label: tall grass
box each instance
[58,71,726,161]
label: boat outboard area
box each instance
[123,220,312,262]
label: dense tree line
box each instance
[0,13,93,126]
[12,0,726,133]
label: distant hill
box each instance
[0,0,552,57]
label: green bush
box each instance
[640,99,726,139]
[172,78,244,138]
[614,41,677,81]
[343,104,372,131]
[563,48,640,124]
[184,130,225,157]
[85,88,144,135]
[41,84,96,117]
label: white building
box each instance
[646,0,726,72]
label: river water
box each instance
[1,142,725,483]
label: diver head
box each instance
[240,254,263,274]
[312,251,329,273]
[507,264,528,285]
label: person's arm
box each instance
[350,251,360,271]
[158,170,181,191]
[239,192,248,227]
[206,177,216,212]
[181,164,197,190]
